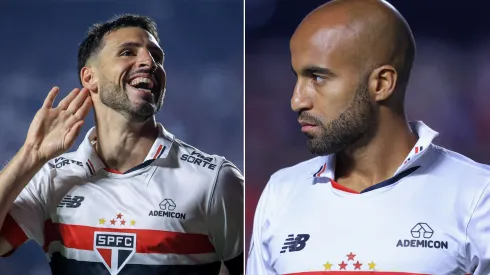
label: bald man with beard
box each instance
[247,0,490,274]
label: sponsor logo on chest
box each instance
[148,198,187,220]
[396,223,448,249]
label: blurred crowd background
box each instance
[0,0,242,274]
[246,0,490,257]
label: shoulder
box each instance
[173,138,237,174]
[45,151,87,173]
[28,148,89,184]
[424,145,490,212]
[22,148,89,203]
[430,144,490,186]
[169,137,243,209]
[168,136,243,189]
[256,156,324,212]
[267,156,324,192]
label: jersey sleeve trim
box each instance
[464,180,490,264]
[1,213,28,248]
[206,159,244,261]
[207,158,227,214]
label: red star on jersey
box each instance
[120,219,126,226]
[338,261,347,270]
[110,219,116,225]
[347,252,356,261]
[116,213,123,219]
[354,261,362,270]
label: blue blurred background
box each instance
[0,0,243,274]
[245,0,490,258]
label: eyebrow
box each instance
[117,42,165,57]
[292,65,337,78]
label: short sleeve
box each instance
[207,160,243,274]
[246,180,276,275]
[465,182,490,274]
[1,164,52,248]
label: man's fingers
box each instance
[57,88,81,110]
[42,87,60,109]
[66,88,90,116]
[73,95,93,120]
[64,121,84,149]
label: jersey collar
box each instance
[77,123,174,175]
[311,121,439,193]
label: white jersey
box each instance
[247,121,490,275]
[1,123,243,275]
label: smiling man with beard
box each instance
[247,0,490,274]
[0,15,243,275]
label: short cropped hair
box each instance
[77,14,159,83]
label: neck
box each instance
[335,110,417,192]
[93,105,159,173]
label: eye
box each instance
[120,49,134,56]
[312,75,326,84]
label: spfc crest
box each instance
[94,232,137,275]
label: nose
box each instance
[137,49,157,71]
[291,79,313,112]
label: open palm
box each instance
[24,87,92,162]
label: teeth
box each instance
[129,77,154,89]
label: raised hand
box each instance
[24,87,92,162]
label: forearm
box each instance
[0,146,45,230]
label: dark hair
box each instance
[77,14,159,84]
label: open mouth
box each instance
[128,77,155,93]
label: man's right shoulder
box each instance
[20,150,89,205]
[254,156,325,224]
[38,150,88,178]
[264,156,325,195]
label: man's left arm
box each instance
[207,160,244,275]
[466,182,490,275]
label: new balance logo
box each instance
[280,234,310,253]
[57,195,85,208]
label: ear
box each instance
[80,66,98,92]
[368,65,397,102]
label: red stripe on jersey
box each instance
[284,272,430,275]
[104,168,123,174]
[317,164,327,177]
[45,222,215,254]
[330,179,360,194]
[1,214,28,248]
[153,144,163,159]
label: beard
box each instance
[98,77,165,123]
[299,79,377,156]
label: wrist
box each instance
[19,145,48,169]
